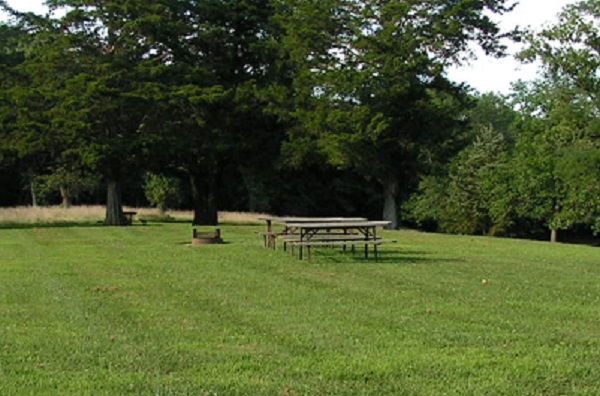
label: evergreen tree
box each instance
[277,0,516,228]
[406,93,517,235]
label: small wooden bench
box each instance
[260,231,278,248]
[122,211,138,225]
[261,231,297,248]
[289,239,396,262]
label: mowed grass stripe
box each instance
[1,223,599,395]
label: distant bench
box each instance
[122,211,138,225]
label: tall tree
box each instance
[0,20,51,206]
[151,0,284,225]
[514,0,600,241]
[510,80,600,242]
[1,0,178,224]
[278,0,516,228]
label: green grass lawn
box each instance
[1,222,599,395]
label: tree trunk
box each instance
[30,181,37,207]
[105,180,125,225]
[189,171,218,226]
[550,228,558,243]
[550,202,560,243]
[60,186,72,208]
[382,178,399,230]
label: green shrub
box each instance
[143,172,181,214]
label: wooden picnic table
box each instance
[258,216,367,247]
[258,216,367,231]
[122,211,138,225]
[283,220,392,261]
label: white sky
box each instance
[447,0,579,94]
[1,0,579,94]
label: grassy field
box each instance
[1,217,599,395]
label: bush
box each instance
[143,173,181,214]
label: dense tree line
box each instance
[1,0,599,243]
[408,0,600,242]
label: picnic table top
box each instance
[284,220,391,229]
[258,216,367,223]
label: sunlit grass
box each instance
[1,222,599,395]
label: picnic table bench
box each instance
[291,239,397,262]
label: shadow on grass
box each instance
[0,221,167,230]
[145,218,191,224]
[0,221,105,230]
[177,241,232,246]
[307,249,463,266]
[218,221,263,226]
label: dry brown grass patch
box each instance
[0,205,266,224]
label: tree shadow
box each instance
[0,221,167,230]
[151,218,191,224]
[178,241,232,246]
[0,221,106,230]
[217,221,264,227]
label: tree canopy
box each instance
[2,0,600,244]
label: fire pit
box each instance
[191,228,224,245]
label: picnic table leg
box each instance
[372,226,379,260]
[364,226,375,259]
[364,228,369,259]
[299,229,304,260]
[270,221,275,248]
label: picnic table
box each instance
[266,219,394,262]
[258,216,367,231]
[258,216,367,248]
[122,211,138,225]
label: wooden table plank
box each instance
[284,220,390,228]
